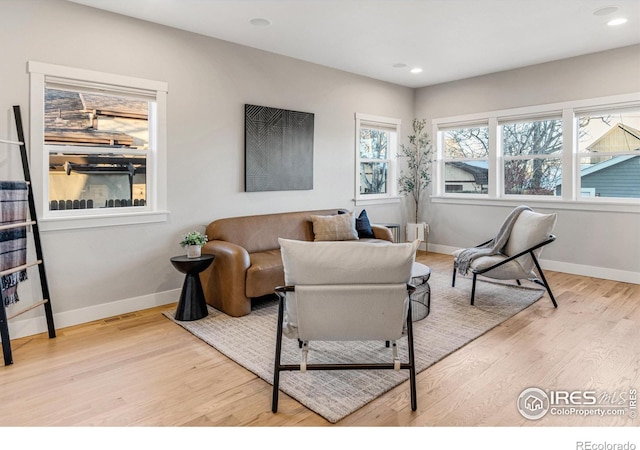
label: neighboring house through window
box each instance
[441,125,489,194]
[572,110,640,199]
[433,94,640,209]
[28,61,169,230]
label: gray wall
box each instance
[1,1,638,337]
[415,45,640,281]
[0,0,414,335]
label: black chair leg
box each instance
[272,296,286,413]
[470,273,477,306]
[531,254,558,308]
[406,302,417,411]
[452,263,457,287]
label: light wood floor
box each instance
[1,252,638,427]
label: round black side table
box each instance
[410,262,431,321]
[170,254,215,321]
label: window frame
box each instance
[574,106,640,201]
[439,122,491,196]
[28,61,169,231]
[498,115,564,198]
[432,93,640,213]
[354,113,401,206]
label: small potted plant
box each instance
[180,231,208,258]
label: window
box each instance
[433,93,640,209]
[359,127,390,195]
[355,113,400,203]
[45,87,149,210]
[575,108,640,199]
[442,125,489,194]
[28,61,168,230]
[500,118,563,196]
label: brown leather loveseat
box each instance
[199,209,394,317]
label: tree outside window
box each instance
[501,119,563,196]
[435,94,640,204]
[355,113,400,201]
[442,126,489,194]
[359,128,389,194]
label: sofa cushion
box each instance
[246,249,285,298]
[356,210,375,239]
[311,212,359,241]
[339,209,375,239]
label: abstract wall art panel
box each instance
[245,104,314,192]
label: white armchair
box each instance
[272,238,420,413]
[452,206,558,307]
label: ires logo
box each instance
[517,387,636,420]
[518,387,550,420]
[549,390,597,405]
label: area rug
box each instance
[163,271,545,423]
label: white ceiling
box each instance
[67,0,640,88]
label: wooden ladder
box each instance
[0,105,55,365]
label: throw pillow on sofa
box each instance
[339,209,375,239]
[311,212,359,241]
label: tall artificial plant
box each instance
[397,118,433,224]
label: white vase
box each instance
[186,245,202,258]
[406,222,429,253]
[405,222,427,241]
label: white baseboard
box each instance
[7,242,638,341]
[428,243,639,285]
[540,260,640,284]
[7,288,180,340]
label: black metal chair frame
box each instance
[272,284,418,413]
[452,234,558,308]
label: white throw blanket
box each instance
[455,205,531,276]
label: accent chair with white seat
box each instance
[452,206,558,307]
[272,238,420,413]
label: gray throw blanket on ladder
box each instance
[0,181,28,305]
[456,205,531,276]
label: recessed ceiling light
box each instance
[392,63,407,68]
[607,17,628,26]
[593,6,618,16]
[249,18,271,27]
[410,67,423,74]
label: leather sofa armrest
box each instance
[200,240,252,317]
[371,224,394,242]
